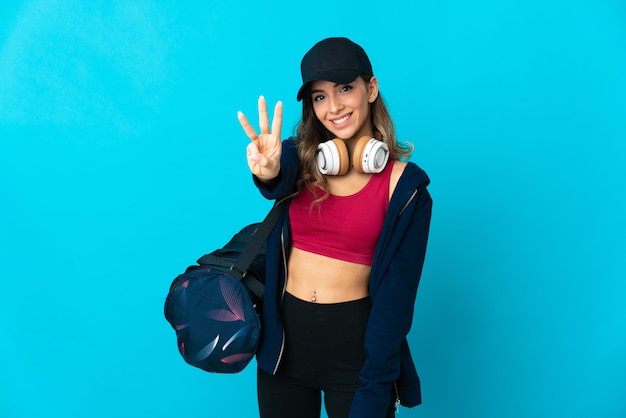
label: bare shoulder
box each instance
[389,160,408,200]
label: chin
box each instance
[328,129,357,141]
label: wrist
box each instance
[255,170,281,186]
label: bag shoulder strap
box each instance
[195,201,285,303]
[233,200,284,277]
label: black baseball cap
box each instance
[296,37,373,101]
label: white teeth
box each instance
[332,114,350,125]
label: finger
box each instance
[237,111,259,141]
[252,153,268,167]
[246,141,260,157]
[271,101,283,138]
[246,143,268,172]
[258,96,270,135]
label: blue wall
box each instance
[1,1,624,417]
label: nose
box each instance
[327,94,343,114]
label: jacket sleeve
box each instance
[253,138,300,199]
[349,184,433,418]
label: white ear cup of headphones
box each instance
[352,136,390,174]
[316,138,350,175]
[317,136,389,175]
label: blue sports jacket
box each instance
[254,138,432,418]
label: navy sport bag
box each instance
[164,202,284,373]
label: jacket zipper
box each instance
[393,382,400,413]
[399,188,419,216]
[272,224,289,375]
[392,189,417,411]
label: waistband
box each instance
[282,291,371,313]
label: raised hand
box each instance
[237,96,283,181]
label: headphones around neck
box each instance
[316,136,390,175]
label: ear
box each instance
[367,76,379,103]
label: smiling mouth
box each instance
[331,114,351,125]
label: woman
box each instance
[238,37,432,418]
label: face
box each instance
[310,77,378,142]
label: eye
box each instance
[313,94,325,102]
[339,84,353,93]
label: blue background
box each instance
[1,1,625,417]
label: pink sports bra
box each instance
[289,160,394,266]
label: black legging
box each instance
[257,292,396,418]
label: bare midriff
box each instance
[286,247,370,303]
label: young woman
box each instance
[237,37,432,418]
